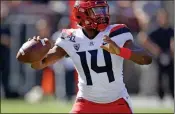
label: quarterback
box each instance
[31,0,152,113]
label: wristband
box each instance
[117,48,132,59]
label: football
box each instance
[16,38,51,63]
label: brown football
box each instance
[16,38,51,63]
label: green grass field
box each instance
[1,99,174,113]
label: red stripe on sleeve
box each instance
[110,24,126,33]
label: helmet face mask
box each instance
[73,0,110,31]
[90,6,108,16]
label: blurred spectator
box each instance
[49,1,69,14]
[36,19,51,38]
[31,0,49,4]
[139,8,174,100]
[113,1,141,93]
[115,1,140,34]
[133,1,162,32]
[35,19,52,88]
[0,1,19,98]
[52,18,75,101]
[134,1,162,95]
[51,18,69,100]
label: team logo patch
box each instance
[74,43,80,51]
[89,41,94,46]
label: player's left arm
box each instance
[123,40,152,65]
[101,36,152,65]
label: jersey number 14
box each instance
[77,49,115,85]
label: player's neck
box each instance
[82,28,100,39]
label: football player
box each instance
[31,0,152,113]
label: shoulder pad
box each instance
[60,29,75,38]
[109,24,131,38]
[60,29,77,42]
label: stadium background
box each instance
[1,0,174,113]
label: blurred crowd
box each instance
[0,0,174,103]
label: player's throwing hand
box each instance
[101,35,121,55]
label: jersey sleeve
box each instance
[109,24,134,47]
[55,37,65,48]
[54,29,68,49]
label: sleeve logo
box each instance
[73,43,80,51]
